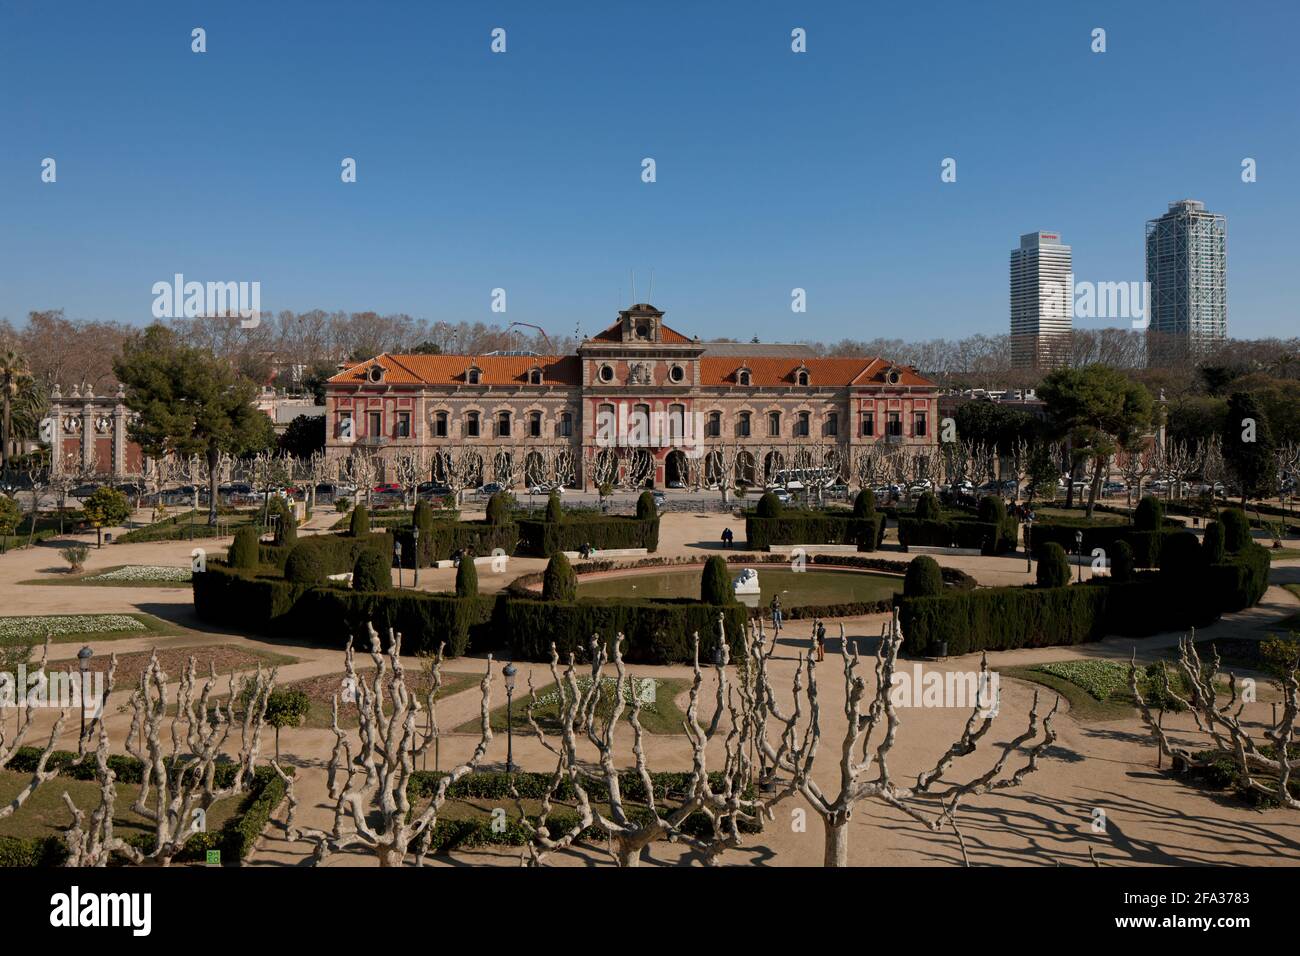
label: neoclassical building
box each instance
[47,383,145,478]
[324,304,940,490]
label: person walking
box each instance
[770,595,783,634]
[815,620,826,662]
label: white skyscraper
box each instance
[1145,199,1227,366]
[1010,231,1073,370]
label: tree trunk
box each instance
[823,818,849,867]
[1085,456,1104,520]
[206,446,221,526]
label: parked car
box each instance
[371,483,402,496]
[527,483,563,496]
[1101,481,1127,496]
[416,481,452,498]
[70,483,102,499]
[666,480,686,489]
[477,483,505,496]
[651,490,667,507]
[771,488,792,504]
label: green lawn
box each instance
[114,509,257,544]
[456,676,692,736]
[0,769,239,843]
[0,612,183,647]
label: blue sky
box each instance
[1,0,1296,343]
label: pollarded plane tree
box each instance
[1115,440,1155,506]
[751,611,1059,867]
[519,626,769,867]
[271,625,495,867]
[1130,634,1298,809]
[391,446,425,508]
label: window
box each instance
[467,367,481,385]
[913,411,927,437]
[559,412,573,437]
[738,411,751,438]
[669,364,685,383]
[498,411,512,437]
[598,364,614,383]
[529,369,543,385]
[395,411,411,438]
[737,369,751,386]
[433,411,448,437]
[706,411,721,438]
[768,411,781,437]
[338,411,353,439]
[826,412,838,437]
[795,412,810,437]
[367,411,382,436]
[796,369,809,386]
[861,411,874,436]
[668,403,686,441]
[466,412,480,438]
[529,411,542,437]
[886,412,902,437]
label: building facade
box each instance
[324,304,941,490]
[46,383,144,479]
[1145,199,1227,365]
[1010,231,1073,370]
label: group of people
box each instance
[767,595,827,661]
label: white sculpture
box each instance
[732,567,760,595]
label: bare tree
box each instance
[1115,441,1155,507]
[391,447,425,509]
[0,639,79,820]
[1131,634,1298,810]
[273,627,495,866]
[751,611,1059,866]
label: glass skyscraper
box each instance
[1145,199,1227,365]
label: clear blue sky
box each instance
[2,0,1296,343]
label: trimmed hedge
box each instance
[701,555,734,604]
[396,520,518,568]
[1036,542,1071,588]
[899,543,1272,655]
[228,525,261,569]
[352,549,392,591]
[542,552,577,601]
[745,511,884,552]
[497,597,748,664]
[1028,519,1177,567]
[292,588,494,655]
[897,510,1018,555]
[517,514,659,557]
[257,529,394,573]
[903,556,943,598]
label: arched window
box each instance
[737,411,751,438]
[497,411,512,437]
[738,369,751,386]
[825,412,838,437]
[768,411,781,437]
[467,367,481,385]
[559,412,573,438]
[630,403,651,443]
[706,411,721,438]
[667,403,686,441]
[795,411,810,437]
[466,411,480,438]
[433,411,448,438]
[796,369,810,387]
[529,411,542,437]
[529,369,543,385]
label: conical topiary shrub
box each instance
[1218,508,1251,552]
[701,555,735,605]
[228,525,261,569]
[914,491,941,521]
[1202,521,1225,564]
[756,492,783,518]
[546,492,563,523]
[352,549,391,592]
[1133,496,1164,532]
[852,488,876,518]
[1110,540,1135,583]
[455,555,478,596]
[349,503,371,536]
[1036,542,1071,588]
[903,555,943,598]
[636,491,657,520]
[542,551,576,601]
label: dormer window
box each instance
[884,366,901,385]
[466,366,482,385]
[796,368,810,387]
[367,364,386,384]
[737,368,751,386]
[528,368,543,386]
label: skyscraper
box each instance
[1145,199,1227,366]
[1010,231,1072,369]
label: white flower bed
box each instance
[532,675,659,712]
[0,615,147,641]
[91,565,192,583]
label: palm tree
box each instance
[0,350,33,476]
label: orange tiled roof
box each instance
[699,357,935,388]
[588,320,695,345]
[328,353,580,386]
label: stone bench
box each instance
[560,547,650,561]
[768,544,861,555]
[430,555,511,570]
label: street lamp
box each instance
[503,661,518,773]
[412,526,420,588]
[1075,530,1084,583]
[1024,517,1033,573]
[393,540,402,588]
[77,645,93,748]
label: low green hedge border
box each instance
[744,511,884,552]
[896,512,1019,555]
[395,521,519,569]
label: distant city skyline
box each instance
[1010,231,1073,369]
[2,1,1296,343]
[1146,198,1229,364]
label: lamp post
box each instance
[77,645,93,749]
[412,525,420,588]
[503,661,518,773]
[1075,530,1084,583]
[394,540,402,588]
[1024,518,1033,573]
